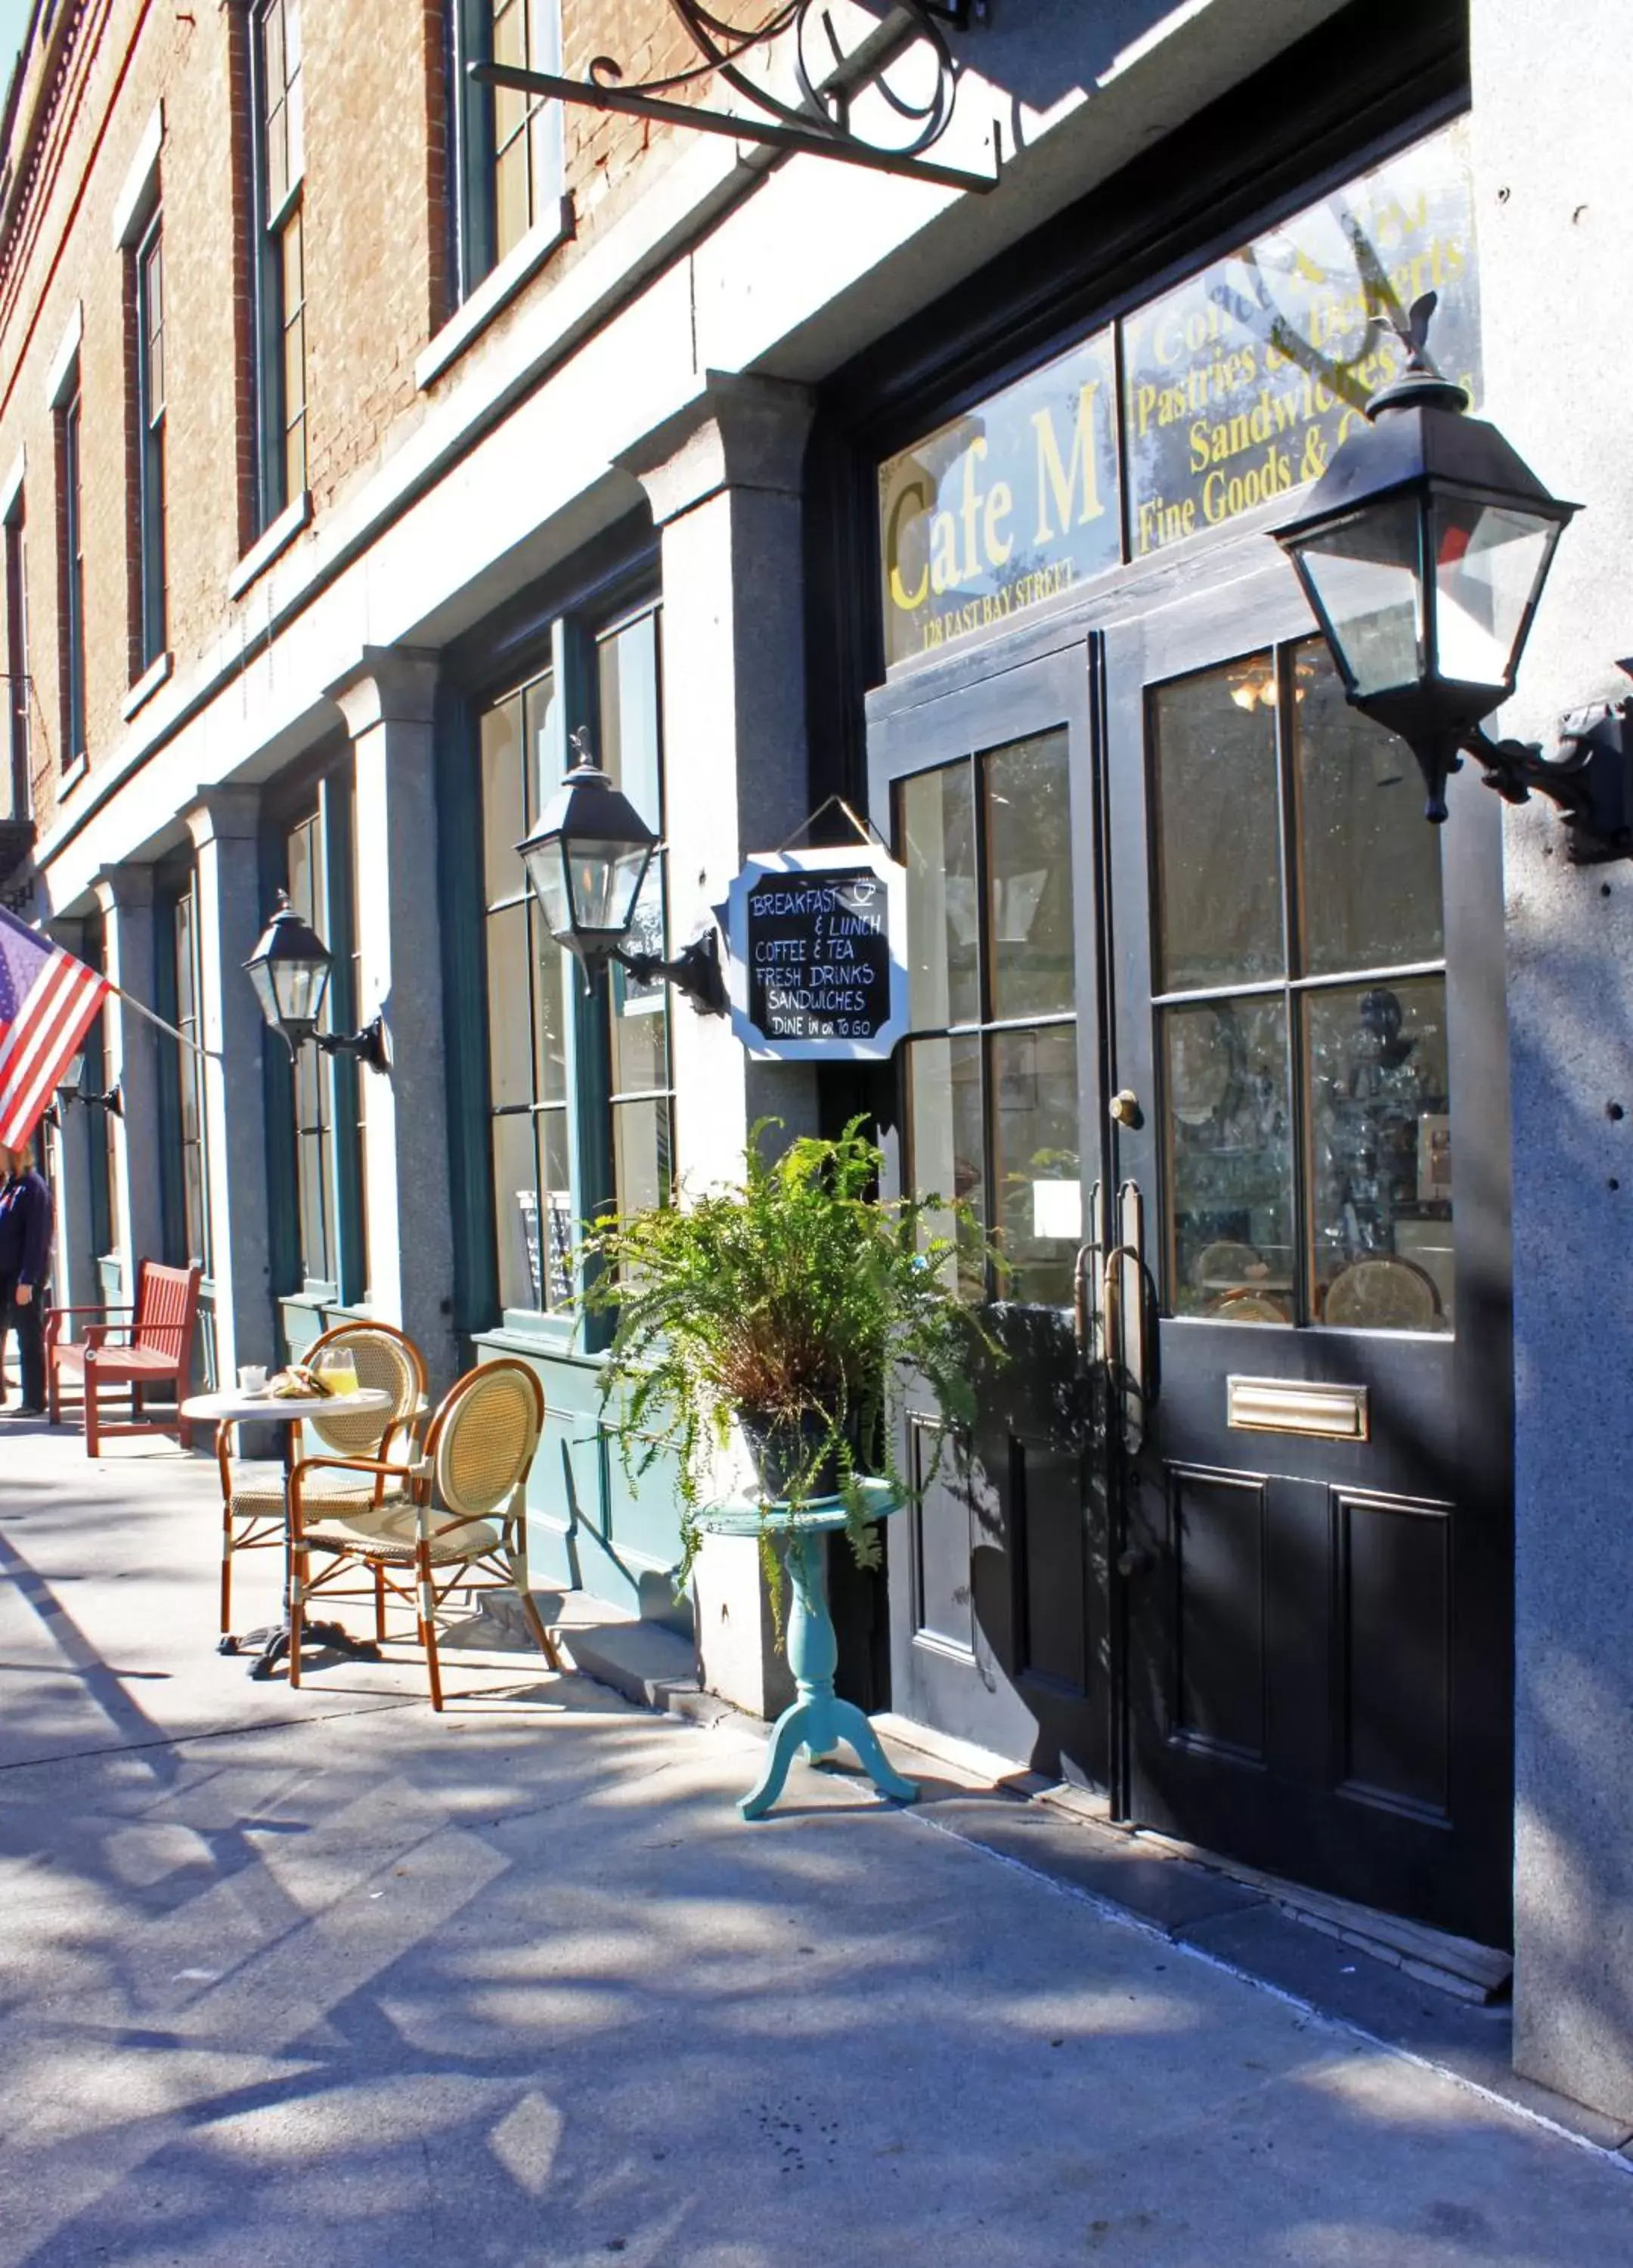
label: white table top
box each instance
[180,1386,395,1425]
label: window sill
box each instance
[120,650,172,721]
[474,1311,600,1365]
[58,754,88,799]
[228,490,311,600]
[415,196,575,392]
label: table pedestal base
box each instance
[220,1621,383,1679]
[739,1530,919,1820]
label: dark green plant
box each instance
[581,1117,1002,1616]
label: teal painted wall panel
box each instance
[475,1330,691,1634]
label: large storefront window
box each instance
[285,810,338,1291]
[1151,638,1452,1331]
[477,600,673,1324]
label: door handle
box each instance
[1102,1182,1161,1449]
[1071,1182,1107,1364]
[1117,1547,1154,1579]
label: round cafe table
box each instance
[181,1385,395,1681]
[694,1479,919,1820]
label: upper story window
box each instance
[56,372,85,768]
[250,0,306,527]
[132,211,167,671]
[449,0,564,301]
[4,486,29,821]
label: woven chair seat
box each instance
[301,1502,502,1566]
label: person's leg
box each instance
[15,1292,45,1412]
[0,1276,14,1407]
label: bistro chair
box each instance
[287,1356,562,1710]
[45,1260,203,1455]
[1323,1255,1442,1333]
[215,1319,426,1637]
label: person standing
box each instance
[0,1139,53,1417]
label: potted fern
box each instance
[581,1117,996,1603]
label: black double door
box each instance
[869,559,1514,1947]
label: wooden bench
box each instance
[46,1261,203,1455]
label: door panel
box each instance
[870,643,1109,1784]
[1105,569,1513,1947]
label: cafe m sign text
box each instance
[877,118,1480,668]
[878,328,1122,669]
[724,846,909,1062]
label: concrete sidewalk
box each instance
[2,1421,1631,2267]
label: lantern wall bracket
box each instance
[1467,683,1633,863]
[311,1016,394,1077]
[612,928,728,1018]
[469,0,996,199]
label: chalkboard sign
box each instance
[724,845,908,1062]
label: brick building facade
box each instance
[3,0,1633,2127]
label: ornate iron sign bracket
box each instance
[471,0,997,195]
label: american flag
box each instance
[0,903,111,1149]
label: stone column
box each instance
[1470,0,1633,2123]
[42,914,100,1315]
[618,373,820,1194]
[92,864,164,1287]
[185,788,275,1382]
[620,376,816,1713]
[327,646,458,1393]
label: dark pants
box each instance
[0,1276,45,1410]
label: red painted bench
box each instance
[45,1261,203,1455]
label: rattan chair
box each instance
[287,1357,562,1709]
[215,1320,426,1636]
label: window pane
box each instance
[906,1033,985,1301]
[492,1111,539,1311]
[1307,977,1453,1332]
[899,763,978,1028]
[281,207,303,305]
[989,1024,1079,1307]
[284,411,305,512]
[540,1107,573,1307]
[1294,638,1443,976]
[599,612,661,827]
[495,139,529,261]
[485,903,532,1108]
[524,671,559,826]
[530,909,569,1105]
[1161,995,1294,1321]
[266,105,287,213]
[611,968,668,1093]
[1151,656,1284,992]
[613,1096,671,1220]
[285,55,303,181]
[984,730,1074,1021]
[481,692,525,904]
[298,1129,332,1284]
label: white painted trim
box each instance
[0,447,23,525]
[110,101,164,248]
[45,302,82,408]
[58,754,88,798]
[416,197,575,391]
[119,649,172,720]
[227,490,311,599]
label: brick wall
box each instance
[0,0,716,840]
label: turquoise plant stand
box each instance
[696,1480,920,1820]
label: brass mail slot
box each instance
[1226,1376,1369,1441]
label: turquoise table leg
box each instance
[739,1528,919,1819]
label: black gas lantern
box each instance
[243,893,392,1073]
[56,1051,122,1117]
[517,731,726,1012]
[1273,296,1628,855]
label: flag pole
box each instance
[104,978,220,1062]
